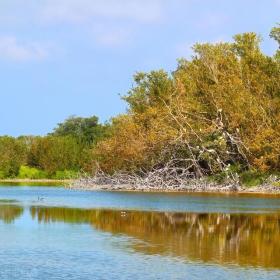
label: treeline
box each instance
[1,25,280,182]
[0,116,108,179]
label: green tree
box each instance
[0,137,27,178]
[27,136,84,175]
[51,115,108,144]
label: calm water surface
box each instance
[1,185,280,280]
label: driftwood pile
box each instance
[69,167,241,192]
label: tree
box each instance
[0,137,27,178]
[270,24,280,59]
[51,115,108,145]
[270,24,280,46]
[92,27,280,176]
[28,136,84,175]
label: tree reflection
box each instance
[30,206,280,268]
[0,204,24,224]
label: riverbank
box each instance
[68,178,280,194]
[1,178,280,194]
[0,179,73,185]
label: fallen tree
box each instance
[69,169,280,193]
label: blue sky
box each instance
[0,0,279,136]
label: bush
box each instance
[239,170,268,187]
[0,171,6,179]
[17,166,47,179]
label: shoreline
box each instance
[0,179,73,184]
[1,179,280,195]
[67,181,280,195]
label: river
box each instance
[0,184,280,279]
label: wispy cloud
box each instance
[0,0,168,51]
[0,37,50,62]
[94,29,131,47]
[40,0,164,24]
[0,0,166,49]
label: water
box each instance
[1,185,280,279]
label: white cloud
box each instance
[0,37,50,62]
[0,0,166,50]
[40,0,164,24]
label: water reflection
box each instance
[0,203,24,224]
[30,206,280,269]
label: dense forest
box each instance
[1,25,280,185]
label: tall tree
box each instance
[51,115,108,144]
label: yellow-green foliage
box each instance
[18,166,47,179]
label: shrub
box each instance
[239,170,268,187]
[17,165,47,179]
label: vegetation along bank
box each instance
[2,25,280,192]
